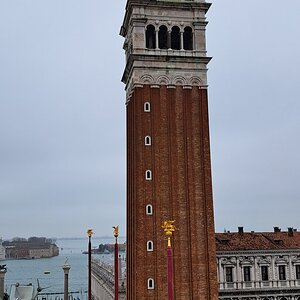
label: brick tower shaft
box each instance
[121,1,218,299]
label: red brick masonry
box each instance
[126,85,218,300]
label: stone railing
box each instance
[91,258,126,298]
[219,279,300,290]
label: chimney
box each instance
[274,227,281,233]
[238,227,244,234]
[288,227,294,237]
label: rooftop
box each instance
[216,227,300,252]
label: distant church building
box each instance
[120,0,218,299]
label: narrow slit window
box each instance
[147,241,153,251]
[145,136,151,146]
[146,204,153,215]
[144,102,151,112]
[145,170,152,180]
[147,278,154,289]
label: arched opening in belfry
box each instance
[171,26,181,50]
[183,26,193,50]
[158,25,168,49]
[146,25,156,49]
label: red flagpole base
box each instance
[167,246,174,300]
[115,241,119,300]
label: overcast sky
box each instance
[0,0,299,239]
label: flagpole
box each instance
[162,221,175,300]
[87,229,93,300]
[113,226,119,300]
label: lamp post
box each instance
[162,221,175,300]
[87,229,93,300]
[113,226,119,300]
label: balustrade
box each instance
[219,279,300,290]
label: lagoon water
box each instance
[2,237,123,296]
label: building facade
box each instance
[120,0,218,299]
[3,238,59,259]
[91,228,300,299]
[216,228,300,300]
[0,240,5,261]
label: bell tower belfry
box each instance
[120,0,218,299]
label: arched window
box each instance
[158,25,168,49]
[145,136,151,146]
[171,26,180,50]
[145,170,152,180]
[147,241,154,251]
[183,26,193,50]
[146,25,156,49]
[147,278,154,289]
[144,102,151,112]
[146,204,153,215]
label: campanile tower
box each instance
[120,0,218,299]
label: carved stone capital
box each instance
[238,256,254,266]
[221,257,237,266]
[257,256,271,265]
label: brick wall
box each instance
[126,85,218,299]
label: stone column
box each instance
[180,31,184,50]
[271,256,276,287]
[254,257,258,288]
[0,269,7,300]
[118,255,122,283]
[167,30,171,49]
[289,255,293,287]
[62,260,71,300]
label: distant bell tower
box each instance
[120,0,218,299]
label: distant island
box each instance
[82,243,126,254]
[2,237,59,260]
